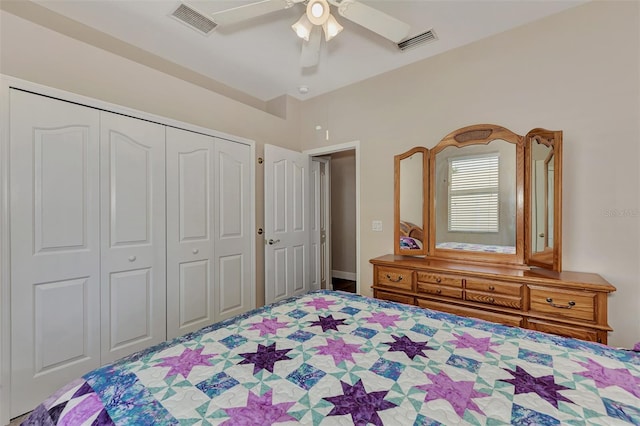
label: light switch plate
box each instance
[372,220,383,232]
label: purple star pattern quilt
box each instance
[23,290,640,425]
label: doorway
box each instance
[306,141,360,295]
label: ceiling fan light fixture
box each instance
[306,0,330,25]
[292,13,313,41]
[322,13,343,41]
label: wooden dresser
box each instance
[371,255,616,344]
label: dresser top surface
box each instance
[370,255,616,291]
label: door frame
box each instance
[0,75,256,424]
[304,141,361,294]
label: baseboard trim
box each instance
[332,270,356,281]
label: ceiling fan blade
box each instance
[300,27,322,68]
[331,0,410,43]
[211,0,299,26]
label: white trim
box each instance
[0,77,12,426]
[304,141,360,295]
[0,75,257,424]
[332,270,357,281]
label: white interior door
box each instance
[166,128,215,339]
[10,90,101,417]
[319,158,331,290]
[100,112,166,363]
[534,160,545,251]
[310,160,321,290]
[311,157,331,290]
[264,144,310,304]
[214,139,253,320]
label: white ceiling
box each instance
[34,0,586,102]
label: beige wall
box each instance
[299,1,640,348]
[330,150,357,275]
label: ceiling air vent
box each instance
[397,29,437,51]
[171,3,217,35]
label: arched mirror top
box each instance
[395,147,428,256]
[432,124,524,155]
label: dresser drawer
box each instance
[376,266,413,291]
[527,319,601,343]
[375,290,415,306]
[417,282,463,299]
[417,298,523,327]
[465,290,522,309]
[416,271,462,287]
[529,286,596,322]
[466,279,522,297]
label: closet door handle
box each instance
[192,249,199,254]
[128,256,137,262]
[268,239,280,245]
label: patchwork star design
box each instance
[576,358,640,398]
[323,379,397,426]
[155,347,216,379]
[384,335,432,360]
[238,343,292,374]
[315,337,364,365]
[415,370,487,417]
[501,365,573,408]
[222,390,296,425]
[249,317,290,336]
[366,312,401,328]
[305,297,336,310]
[450,332,499,355]
[309,314,347,332]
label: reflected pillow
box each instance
[400,236,422,250]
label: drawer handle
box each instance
[488,285,495,291]
[435,288,442,294]
[386,274,403,282]
[545,297,576,309]
[488,297,495,303]
[128,255,136,262]
[435,277,441,283]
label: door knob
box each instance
[267,239,281,245]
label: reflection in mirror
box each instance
[395,148,427,255]
[530,142,554,253]
[525,128,562,271]
[434,140,516,254]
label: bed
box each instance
[22,290,640,425]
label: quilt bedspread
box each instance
[23,290,640,425]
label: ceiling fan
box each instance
[209,0,411,67]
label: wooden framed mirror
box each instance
[394,147,428,255]
[525,129,562,271]
[428,124,525,265]
[393,124,562,270]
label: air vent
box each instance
[397,29,437,51]
[171,3,217,35]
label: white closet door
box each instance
[166,128,215,339]
[214,139,253,321]
[9,90,101,417]
[100,112,166,363]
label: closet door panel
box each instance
[214,139,252,320]
[9,90,101,417]
[166,128,215,339]
[100,112,166,363]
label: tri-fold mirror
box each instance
[394,124,562,271]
